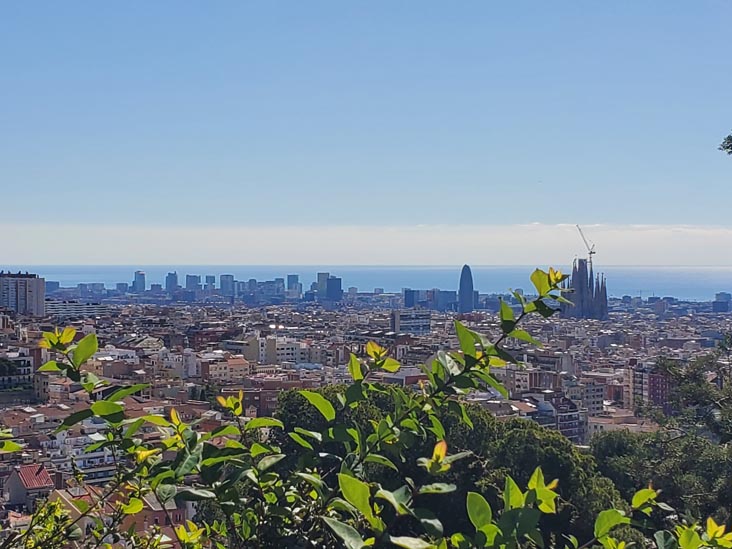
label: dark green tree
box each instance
[721,132,732,155]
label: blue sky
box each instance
[2,2,732,263]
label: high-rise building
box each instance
[45,281,60,294]
[317,272,330,294]
[132,271,146,293]
[116,282,129,294]
[185,275,202,291]
[205,275,216,291]
[220,275,235,297]
[287,274,299,291]
[0,272,45,316]
[165,272,179,294]
[458,264,475,313]
[325,276,343,301]
[404,289,418,308]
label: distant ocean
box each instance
[2,265,732,302]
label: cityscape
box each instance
[3,1,732,547]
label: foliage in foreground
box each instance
[721,132,732,155]
[5,268,732,549]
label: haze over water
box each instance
[5,265,732,302]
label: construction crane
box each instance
[576,224,596,265]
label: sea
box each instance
[3,265,732,302]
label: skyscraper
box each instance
[205,275,216,290]
[287,274,299,291]
[317,272,330,294]
[458,264,475,313]
[132,271,146,293]
[0,272,45,316]
[165,271,179,294]
[325,276,343,301]
[185,275,201,291]
[220,274,235,297]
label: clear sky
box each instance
[3,2,731,264]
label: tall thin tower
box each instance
[458,265,475,313]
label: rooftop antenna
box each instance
[576,225,596,267]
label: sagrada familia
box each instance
[560,258,608,320]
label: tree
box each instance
[592,429,732,526]
[721,132,732,155]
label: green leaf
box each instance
[58,409,94,431]
[72,333,98,367]
[418,483,456,494]
[348,354,363,381]
[295,472,327,496]
[0,440,23,453]
[474,370,509,398]
[257,453,285,471]
[413,507,444,538]
[375,488,410,515]
[455,320,478,357]
[503,476,524,510]
[678,527,703,549]
[156,484,176,502]
[382,357,401,373]
[528,467,545,490]
[323,517,364,549]
[338,473,373,520]
[142,414,171,426]
[535,486,559,513]
[72,499,90,513]
[654,530,678,549]
[364,453,398,471]
[508,329,542,347]
[300,390,336,422]
[594,509,630,539]
[530,269,551,296]
[91,401,124,418]
[288,432,314,450]
[59,326,77,345]
[467,491,492,530]
[105,383,149,402]
[121,498,144,514]
[175,445,202,477]
[208,425,241,439]
[38,361,62,372]
[81,372,102,393]
[175,488,216,501]
[499,299,515,321]
[631,487,657,510]
[499,299,516,333]
[438,351,462,376]
[365,341,384,359]
[427,415,446,439]
[245,417,284,431]
[389,536,436,549]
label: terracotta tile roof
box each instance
[16,464,54,490]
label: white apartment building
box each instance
[0,273,45,316]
